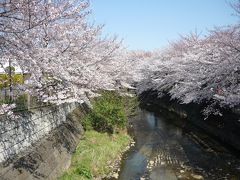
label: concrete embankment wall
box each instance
[0,102,88,180]
[139,90,240,151]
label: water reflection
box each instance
[119,109,240,180]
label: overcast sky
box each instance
[90,0,239,50]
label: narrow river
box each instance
[118,109,240,180]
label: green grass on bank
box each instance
[60,130,132,180]
[60,91,137,180]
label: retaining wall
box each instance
[139,90,240,152]
[0,102,87,179]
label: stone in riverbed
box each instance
[130,141,135,146]
[160,161,166,165]
[177,175,184,179]
[112,173,119,179]
[149,160,154,165]
[191,174,204,180]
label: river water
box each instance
[118,109,240,180]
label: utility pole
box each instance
[8,59,12,102]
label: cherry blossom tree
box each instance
[135,25,240,117]
[0,0,123,114]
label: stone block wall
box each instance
[0,102,80,163]
[0,102,87,179]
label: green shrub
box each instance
[121,94,139,117]
[14,94,28,111]
[82,91,137,133]
[0,94,28,111]
[74,166,92,179]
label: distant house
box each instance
[0,63,31,86]
[0,65,24,88]
[0,63,23,74]
[0,63,30,100]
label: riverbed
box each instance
[118,109,240,180]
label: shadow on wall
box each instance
[139,90,240,152]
